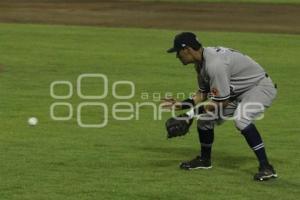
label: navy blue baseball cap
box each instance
[167,32,202,53]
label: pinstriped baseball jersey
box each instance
[196,47,266,101]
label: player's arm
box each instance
[161,89,207,110]
[184,98,230,118]
[186,97,231,119]
[193,90,208,105]
[188,60,231,116]
[204,99,230,111]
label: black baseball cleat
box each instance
[254,164,278,181]
[180,156,212,170]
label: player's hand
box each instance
[160,97,182,110]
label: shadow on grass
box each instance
[214,151,254,167]
[133,146,300,188]
[138,146,196,157]
[135,146,197,167]
[137,146,260,175]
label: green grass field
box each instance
[0,23,300,200]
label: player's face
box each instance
[176,48,194,65]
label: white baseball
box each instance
[28,117,38,126]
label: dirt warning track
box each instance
[0,0,299,34]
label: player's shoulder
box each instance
[203,46,231,57]
[203,47,229,72]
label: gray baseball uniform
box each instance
[196,47,277,131]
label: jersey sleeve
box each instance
[207,61,231,101]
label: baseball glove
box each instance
[165,114,193,138]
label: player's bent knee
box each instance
[234,119,250,131]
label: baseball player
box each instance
[163,32,278,181]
